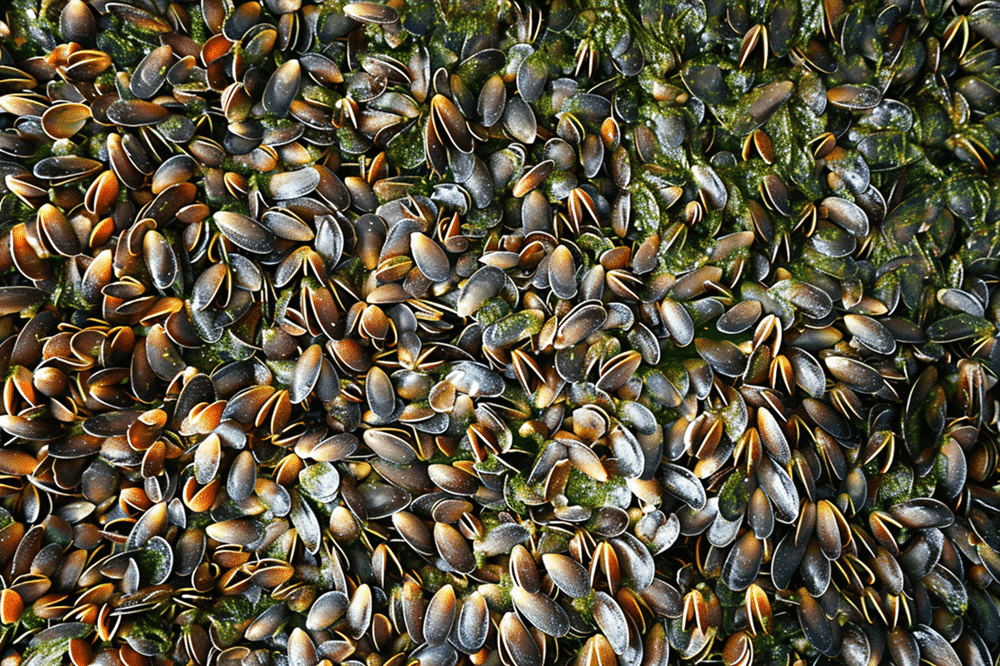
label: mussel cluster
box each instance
[0,0,997,665]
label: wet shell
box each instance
[423,585,456,646]
[411,232,450,282]
[454,591,489,654]
[214,211,276,253]
[130,46,173,99]
[542,553,591,598]
[263,59,302,118]
[499,612,542,666]
[0,5,991,666]
[510,587,570,637]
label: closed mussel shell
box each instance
[0,5,992,666]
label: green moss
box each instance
[717,470,751,521]
[186,331,256,373]
[187,511,213,529]
[876,465,913,509]
[156,114,188,135]
[96,29,144,69]
[564,468,607,509]
[504,473,531,514]
[18,604,45,631]
[208,595,255,647]
[494,572,514,607]
[571,589,598,622]
[21,619,89,664]
[5,0,56,58]
[386,119,428,171]
[121,615,172,654]
[419,566,460,595]
[752,629,794,665]
[475,296,512,327]
[513,428,547,459]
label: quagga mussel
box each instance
[0,1,996,665]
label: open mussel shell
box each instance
[0,1,993,666]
